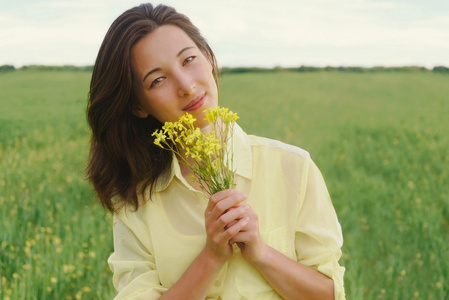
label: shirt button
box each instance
[214,280,221,287]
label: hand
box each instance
[229,204,268,264]
[204,189,250,264]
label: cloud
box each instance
[0,0,448,67]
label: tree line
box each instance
[1,64,448,74]
[219,65,449,74]
[0,65,93,72]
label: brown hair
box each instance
[86,3,218,213]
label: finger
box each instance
[217,205,249,230]
[231,201,250,209]
[208,192,247,222]
[229,232,248,245]
[206,189,240,213]
[211,194,246,222]
[229,223,261,245]
[224,205,252,229]
[221,217,249,242]
[225,219,238,229]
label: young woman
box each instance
[87,3,345,300]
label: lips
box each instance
[183,92,206,111]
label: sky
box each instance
[1,0,448,68]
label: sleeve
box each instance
[108,214,168,299]
[295,156,346,300]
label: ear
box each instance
[132,103,150,119]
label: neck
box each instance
[199,123,212,134]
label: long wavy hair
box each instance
[86,3,219,213]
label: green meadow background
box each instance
[1,70,448,299]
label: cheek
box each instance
[207,61,215,77]
[143,88,168,108]
[200,65,216,87]
[145,93,181,121]
[197,54,214,76]
[135,93,159,118]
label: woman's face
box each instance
[131,25,218,131]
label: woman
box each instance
[87,3,345,300]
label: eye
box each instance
[183,56,196,66]
[150,77,165,88]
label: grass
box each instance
[1,70,448,299]
[0,71,114,299]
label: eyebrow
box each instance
[142,46,195,83]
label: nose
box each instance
[176,71,195,97]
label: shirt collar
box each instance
[154,155,178,193]
[231,123,253,180]
[154,123,252,193]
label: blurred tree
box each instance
[0,65,15,72]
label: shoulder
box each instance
[110,186,153,224]
[248,134,311,161]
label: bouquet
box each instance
[152,106,239,195]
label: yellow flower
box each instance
[75,291,82,300]
[185,133,195,145]
[152,107,238,194]
[204,147,213,156]
[53,237,61,245]
[63,264,75,273]
[179,113,196,125]
[163,122,173,131]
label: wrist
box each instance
[200,246,228,270]
[246,241,271,267]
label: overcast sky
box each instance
[1,0,448,68]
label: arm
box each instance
[157,247,224,300]
[160,189,249,299]
[254,245,334,300]
[230,157,344,300]
[111,190,250,299]
[230,209,334,300]
[108,215,168,299]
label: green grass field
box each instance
[1,70,448,299]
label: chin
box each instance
[193,118,212,131]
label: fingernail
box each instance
[242,205,249,210]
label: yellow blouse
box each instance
[108,124,346,299]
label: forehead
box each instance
[131,25,196,72]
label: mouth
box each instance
[183,92,206,111]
